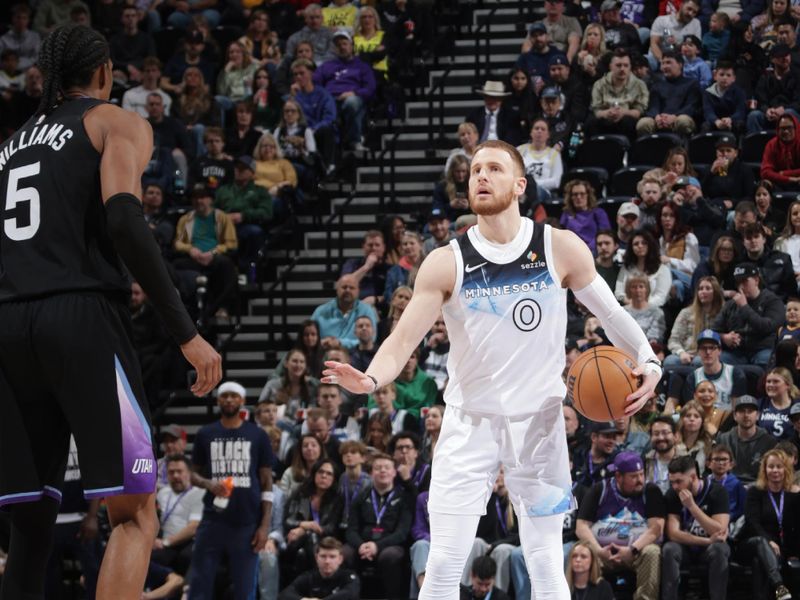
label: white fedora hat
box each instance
[475,80,511,97]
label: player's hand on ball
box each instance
[322,361,374,394]
[624,365,660,417]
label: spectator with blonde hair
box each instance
[434,154,471,222]
[378,286,413,343]
[623,275,667,343]
[217,40,260,105]
[384,232,425,299]
[353,6,388,79]
[675,400,714,474]
[565,542,614,600]
[445,122,479,173]
[517,118,563,201]
[665,276,724,368]
[559,179,611,254]
[254,131,298,198]
[574,23,609,85]
[758,367,799,439]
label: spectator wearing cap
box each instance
[313,30,376,151]
[615,202,641,255]
[286,4,336,66]
[761,113,800,190]
[214,155,273,274]
[587,48,649,142]
[537,86,574,151]
[535,0,582,61]
[649,0,702,68]
[423,209,454,254]
[516,22,565,82]
[573,421,621,487]
[748,44,800,134]
[661,454,731,600]
[465,81,525,146]
[680,35,712,88]
[701,134,755,205]
[672,176,726,250]
[161,30,218,96]
[173,186,238,321]
[637,51,702,137]
[575,452,666,599]
[157,425,189,491]
[517,118,563,201]
[599,0,642,52]
[188,380,275,599]
[702,60,747,134]
[547,53,590,122]
[716,396,779,482]
[741,222,796,301]
[712,262,786,367]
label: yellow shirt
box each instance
[254,159,297,190]
[354,31,387,76]
[322,4,358,31]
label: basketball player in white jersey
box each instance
[322,140,662,600]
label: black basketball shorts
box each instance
[0,292,156,506]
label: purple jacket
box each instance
[313,55,376,101]
[411,491,430,542]
[559,208,611,254]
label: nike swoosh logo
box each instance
[465,262,488,273]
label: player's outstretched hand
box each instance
[322,361,374,394]
[181,335,223,396]
[624,365,660,417]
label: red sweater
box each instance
[761,114,800,186]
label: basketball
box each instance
[566,346,640,421]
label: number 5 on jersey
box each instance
[4,162,41,241]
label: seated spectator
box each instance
[274,98,320,189]
[122,57,171,118]
[701,134,755,209]
[707,444,746,523]
[433,155,471,222]
[109,6,156,84]
[410,490,432,597]
[33,0,90,35]
[656,200,700,303]
[275,41,314,98]
[675,400,713,473]
[661,455,731,600]
[759,367,798,439]
[384,232,425,299]
[250,67,283,134]
[547,54,590,123]
[421,405,443,463]
[350,316,378,373]
[644,416,686,493]
[353,6,389,82]
[537,86,575,152]
[565,542,614,600]
[190,127,234,192]
[217,41,261,115]
[701,60,746,134]
[0,5,40,72]
[518,118,564,201]
[256,400,294,468]
[741,449,800,600]
[344,453,414,600]
[156,426,188,491]
[278,536,360,600]
[504,69,538,142]
[615,230,673,307]
[253,132,298,214]
[713,262,785,367]
[445,122,479,173]
[649,0,702,69]
[623,276,667,343]
[423,209,455,255]
[691,236,739,293]
[225,100,262,158]
[634,177,664,233]
[286,4,335,66]
[702,12,732,63]
[420,315,449,392]
[368,382,418,435]
[239,9,282,68]
[378,286,413,343]
[559,180,611,254]
[283,459,344,577]
[341,230,389,305]
[313,30,376,151]
[586,48,648,141]
[290,58,338,170]
[637,51,701,137]
[763,114,800,193]
[311,275,378,350]
[776,300,800,348]
[790,404,800,453]
[680,35,712,88]
[718,395,780,483]
[614,202,641,255]
[0,48,23,95]
[166,0,221,29]
[394,349,438,419]
[338,441,371,524]
[147,92,194,189]
[465,80,524,146]
[516,22,564,81]
[280,434,327,496]
[161,30,217,97]
[215,155,273,272]
[599,0,642,52]
[293,319,325,380]
[755,181,785,242]
[749,46,800,135]
[595,230,621,291]
[742,223,796,301]
[176,67,218,155]
[575,450,664,600]
[172,187,237,320]
[653,146,699,193]
[752,0,789,46]
[364,411,393,454]
[316,383,360,443]
[533,0,582,61]
[573,421,621,487]
[665,276,725,368]
[153,454,204,575]
[574,23,610,87]
[673,176,726,252]
[461,556,510,600]
[142,184,175,256]
[259,348,319,421]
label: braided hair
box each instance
[37,24,110,115]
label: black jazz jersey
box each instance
[0,98,129,303]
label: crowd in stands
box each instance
[7,0,800,598]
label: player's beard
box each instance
[469,187,516,216]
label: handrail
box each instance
[473,6,499,83]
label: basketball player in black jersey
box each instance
[0,25,222,599]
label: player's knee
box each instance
[106,492,158,535]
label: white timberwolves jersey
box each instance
[442,219,568,417]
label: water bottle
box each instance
[568,124,584,160]
[173,169,185,198]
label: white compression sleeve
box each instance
[419,512,482,600]
[573,275,661,373]
[518,513,570,600]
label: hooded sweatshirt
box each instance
[761,113,800,186]
[716,426,778,484]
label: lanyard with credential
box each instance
[343,472,367,514]
[371,488,396,529]
[768,490,784,544]
[495,498,508,537]
[162,488,191,525]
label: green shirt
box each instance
[214,181,273,224]
[192,212,218,252]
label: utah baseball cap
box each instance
[696,329,721,347]
[733,262,759,280]
[591,421,622,434]
[608,451,644,474]
[619,202,640,217]
[528,22,547,34]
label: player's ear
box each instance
[514,176,527,197]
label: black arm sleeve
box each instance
[105,193,197,344]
